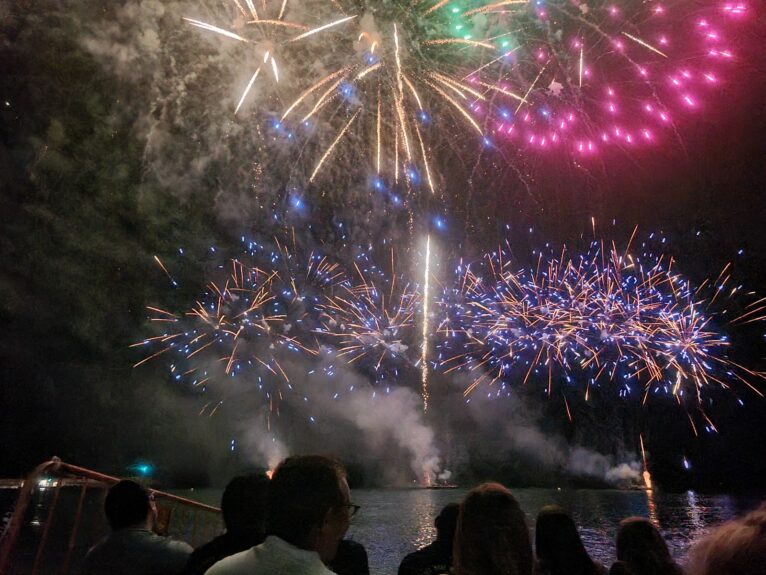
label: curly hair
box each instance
[686,502,766,575]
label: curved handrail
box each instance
[0,457,221,575]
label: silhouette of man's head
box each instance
[221,473,270,533]
[267,455,352,562]
[104,480,153,531]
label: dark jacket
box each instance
[398,540,452,575]
[330,539,370,575]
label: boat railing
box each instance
[0,458,223,575]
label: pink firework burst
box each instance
[466,0,750,156]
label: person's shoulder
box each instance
[140,530,192,554]
[164,536,194,554]
[398,542,448,575]
[203,548,256,575]
[401,541,443,562]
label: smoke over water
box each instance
[230,358,639,486]
[234,358,442,485]
[457,381,642,486]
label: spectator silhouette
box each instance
[330,539,370,575]
[184,473,269,575]
[398,502,460,575]
[205,455,354,575]
[80,479,192,575]
[534,505,607,575]
[453,483,534,575]
[686,502,766,575]
[608,517,682,575]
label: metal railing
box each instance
[0,458,223,575]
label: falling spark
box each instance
[422,234,432,412]
[425,0,451,16]
[183,18,249,43]
[516,60,549,113]
[289,15,357,42]
[464,0,528,17]
[235,68,261,114]
[310,110,361,182]
[622,32,669,58]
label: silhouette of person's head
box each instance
[267,455,352,563]
[614,517,680,575]
[686,502,766,575]
[453,482,533,575]
[435,502,460,544]
[221,473,270,534]
[104,480,154,531]
[535,505,595,575]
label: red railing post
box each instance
[0,458,62,575]
[59,481,88,575]
[31,478,63,574]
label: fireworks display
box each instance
[4,0,765,496]
[163,1,759,443]
[437,230,765,431]
[136,229,765,434]
[183,0,747,193]
[315,249,422,386]
[472,0,748,154]
[132,237,342,419]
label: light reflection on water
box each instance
[343,488,761,575]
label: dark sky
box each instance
[1,1,765,489]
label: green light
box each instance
[456,24,463,30]
[451,7,460,13]
[502,41,510,47]
[464,34,472,40]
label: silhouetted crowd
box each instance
[80,455,766,575]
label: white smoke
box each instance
[240,414,289,471]
[302,360,443,484]
[464,382,642,486]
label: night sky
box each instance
[1,1,765,490]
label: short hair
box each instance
[221,473,270,532]
[435,502,460,542]
[267,455,347,548]
[686,502,766,575]
[453,483,533,575]
[615,517,681,575]
[104,480,151,530]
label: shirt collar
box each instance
[262,535,324,563]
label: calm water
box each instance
[178,487,762,575]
